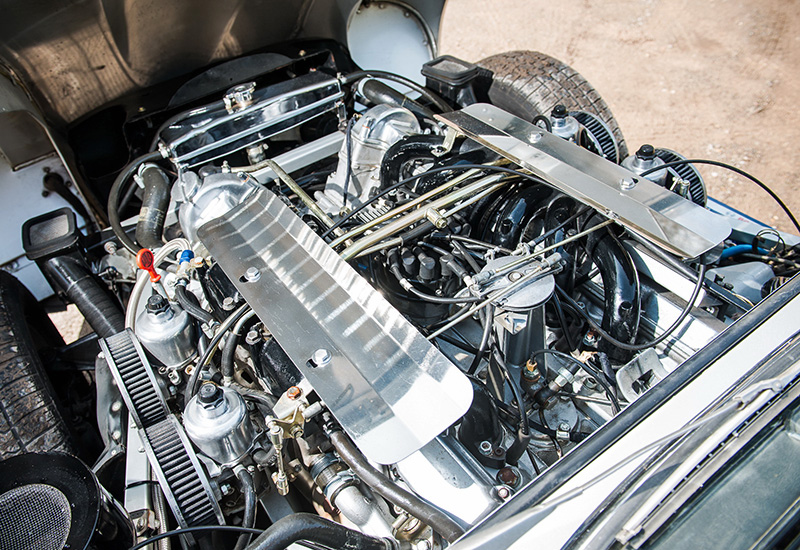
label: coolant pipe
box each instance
[233,467,256,550]
[358,78,437,121]
[328,430,466,542]
[719,243,769,261]
[135,164,172,250]
[245,513,392,550]
[586,219,641,362]
[43,255,124,338]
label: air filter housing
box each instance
[0,452,133,550]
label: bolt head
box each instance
[479,440,493,456]
[245,267,261,282]
[245,329,261,346]
[286,386,302,400]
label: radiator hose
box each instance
[245,513,393,550]
[135,164,172,250]
[42,255,124,338]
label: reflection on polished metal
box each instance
[436,104,730,259]
[160,73,344,167]
[197,188,473,464]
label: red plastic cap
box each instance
[136,249,161,283]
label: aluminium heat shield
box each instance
[197,188,473,465]
[436,104,730,260]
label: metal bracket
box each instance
[436,104,731,259]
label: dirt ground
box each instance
[50,0,800,341]
[440,0,800,232]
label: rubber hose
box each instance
[467,305,493,375]
[108,151,163,254]
[174,284,215,325]
[135,164,172,250]
[221,322,242,380]
[341,70,450,112]
[358,78,437,121]
[233,469,256,550]
[245,513,391,550]
[43,256,124,338]
[328,430,465,542]
[586,221,640,362]
[379,135,444,191]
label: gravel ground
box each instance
[50,0,800,341]
[440,0,800,232]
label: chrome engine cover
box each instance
[197,187,474,464]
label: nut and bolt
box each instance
[583,377,597,390]
[220,484,234,496]
[497,466,520,488]
[286,386,302,400]
[311,348,332,367]
[244,266,261,282]
[103,242,118,255]
[479,440,493,456]
[619,177,638,191]
[414,540,432,550]
[290,425,304,439]
[523,360,541,381]
[111,401,122,412]
[495,485,512,500]
[222,296,236,311]
[583,330,598,347]
[245,329,262,346]
[558,422,571,432]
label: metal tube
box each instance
[340,173,507,261]
[264,160,344,238]
[330,168,483,247]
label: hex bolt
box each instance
[222,296,236,311]
[286,386,302,400]
[620,177,638,191]
[245,267,261,282]
[497,467,519,487]
[103,241,118,255]
[479,440,493,456]
[220,484,234,496]
[245,329,261,346]
[496,486,511,500]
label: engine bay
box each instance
[13,49,800,549]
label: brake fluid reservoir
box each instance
[184,383,254,464]
[135,293,196,368]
